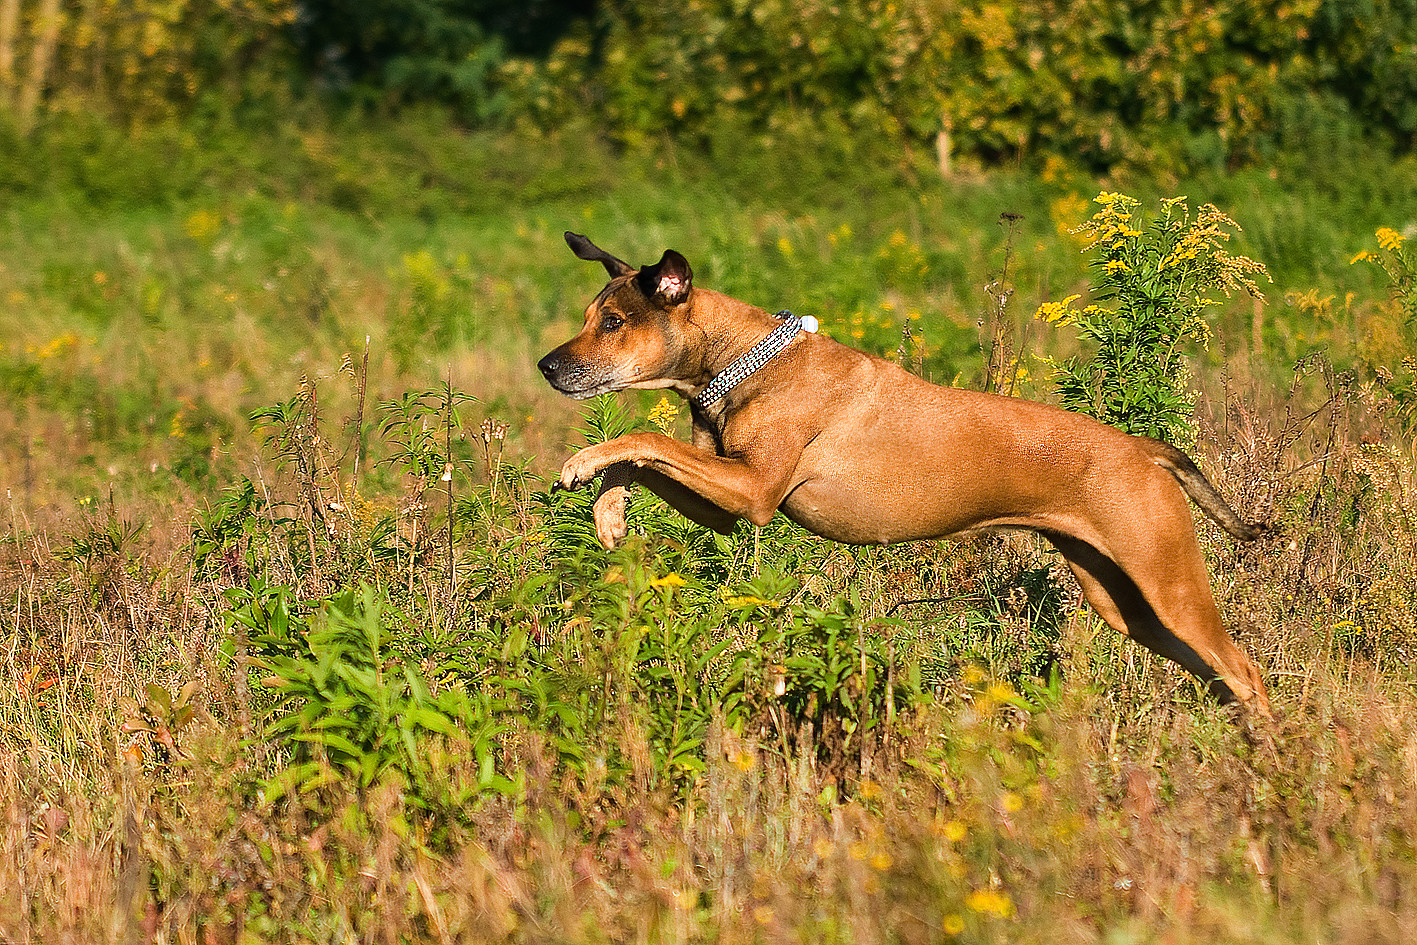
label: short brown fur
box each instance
[539,234,1271,713]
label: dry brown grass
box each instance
[1,361,1415,944]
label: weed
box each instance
[723,571,923,783]
[980,210,1029,395]
[1038,192,1270,444]
[234,581,515,816]
[1352,224,1417,427]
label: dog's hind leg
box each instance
[1047,532,1271,714]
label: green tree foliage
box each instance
[295,0,494,119]
[1,0,1415,171]
[0,0,297,128]
[521,0,1417,171]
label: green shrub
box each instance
[229,579,514,812]
[1353,224,1417,426]
[1035,192,1269,444]
[723,570,923,779]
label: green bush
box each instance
[517,0,1417,174]
[229,579,514,813]
[1353,224,1417,426]
[1035,192,1269,444]
[723,571,924,779]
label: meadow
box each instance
[1,117,1416,942]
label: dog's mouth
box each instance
[538,351,625,399]
[549,378,617,400]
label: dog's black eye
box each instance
[600,314,624,332]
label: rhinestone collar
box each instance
[690,311,817,410]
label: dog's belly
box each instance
[776,419,1120,546]
[765,377,1151,545]
[779,469,1047,545]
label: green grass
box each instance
[3,123,1411,514]
[0,116,1415,942]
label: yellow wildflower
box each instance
[726,595,776,608]
[183,208,221,244]
[966,888,1014,917]
[1034,294,1080,325]
[985,680,1017,704]
[1376,227,1404,252]
[647,395,679,435]
[39,332,79,359]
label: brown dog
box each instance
[539,233,1271,713]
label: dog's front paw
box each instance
[557,447,608,491]
[592,483,631,548]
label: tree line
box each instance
[1,0,1414,173]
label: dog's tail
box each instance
[1141,438,1268,541]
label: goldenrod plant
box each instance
[1036,192,1269,444]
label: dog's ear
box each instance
[636,250,693,306]
[565,231,634,278]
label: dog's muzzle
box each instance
[538,350,608,398]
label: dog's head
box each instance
[537,233,700,399]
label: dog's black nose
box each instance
[537,352,560,380]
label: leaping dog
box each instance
[539,233,1271,713]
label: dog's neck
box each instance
[681,290,785,398]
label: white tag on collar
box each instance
[800,315,819,333]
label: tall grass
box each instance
[1,118,1415,941]
[2,354,1414,942]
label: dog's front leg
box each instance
[591,463,635,548]
[592,461,742,547]
[558,432,795,538]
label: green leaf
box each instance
[293,730,363,760]
[406,707,461,738]
[145,683,172,713]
